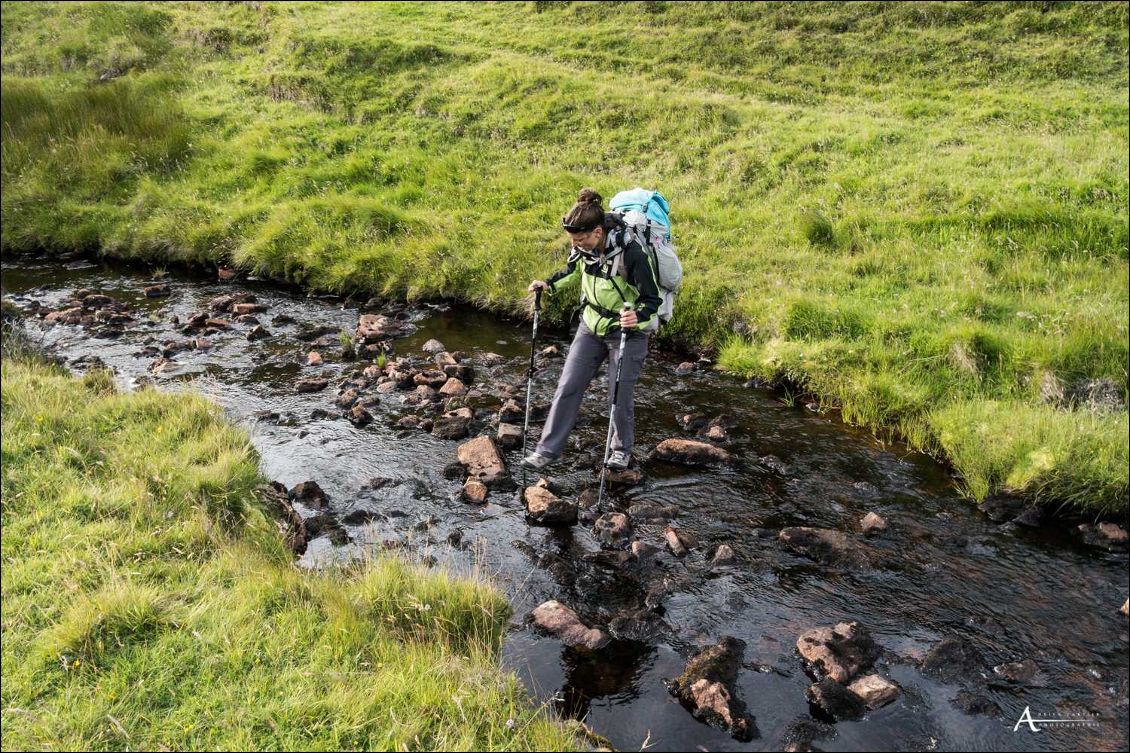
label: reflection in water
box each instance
[2,255,1127,753]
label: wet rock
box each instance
[255,482,307,556]
[860,511,887,536]
[668,637,756,741]
[993,658,1039,684]
[758,455,790,474]
[335,389,360,409]
[481,352,507,366]
[651,438,735,466]
[377,380,399,394]
[531,600,609,650]
[144,283,171,298]
[631,540,658,561]
[711,544,736,567]
[498,398,524,424]
[439,377,466,397]
[675,361,696,375]
[356,314,414,342]
[208,292,255,312]
[608,609,669,642]
[525,484,577,526]
[576,486,599,510]
[310,408,331,419]
[950,688,1001,717]
[628,501,677,521]
[297,324,339,341]
[414,369,448,389]
[441,462,466,481]
[847,674,900,709]
[272,313,296,325]
[605,467,643,487]
[779,527,873,569]
[1077,522,1129,551]
[288,480,328,510]
[432,407,473,440]
[306,351,323,366]
[82,294,115,308]
[347,405,373,427]
[461,478,488,504]
[419,418,434,433]
[921,636,983,683]
[705,425,728,441]
[148,357,177,374]
[806,678,865,721]
[422,338,446,354]
[236,315,261,326]
[779,717,836,753]
[676,412,708,432]
[233,302,267,315]
[664,525,696,557]
[45,306,83,324]
[205,318,232,330]
[594,512,632,547]
[304,514,349,545]
[796,622,879,684]
[497,422,523,449]
[539,344,561,358]
[356,395,381,409]
[434,351,459,367]
[442,363,474,382]
[456,436,508,487]
[217,267,237,282]
[296,377,328,394]
[977,493,1029,523]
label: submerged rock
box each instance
[796,621,879,684]
[921,636,984,683]
[296,377,328,394]
[288,480,328,510]
[651,438,735,466]
[594,512,632,548]
[806,678,865,721]
[531,600,609,650]
[668,637,756,741]
[779,527,874,569]
[711,544,736,567]
[665,525,696,557]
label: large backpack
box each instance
[609,188,683,324]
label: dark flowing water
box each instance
[2,255,1127,752]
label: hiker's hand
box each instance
[528,280,548,293]
[620,309,638,329]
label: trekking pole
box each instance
[520,288,542,497]
[596,303,633,510]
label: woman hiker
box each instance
[523,188,662,472]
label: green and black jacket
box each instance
[545,214,662,336]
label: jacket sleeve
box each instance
[545,253,581,293]
[624,243,661,325]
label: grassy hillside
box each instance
[1,1,1127,513]
[0,351,577,750]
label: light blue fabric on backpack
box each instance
[610,188,671,237]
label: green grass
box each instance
[0,353,578,751]
[1,1,1127,513]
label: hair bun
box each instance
[577,188,603,206]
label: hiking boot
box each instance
[522,452,555,470]
[606,450,631,470]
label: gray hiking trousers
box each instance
[536,320,649,459]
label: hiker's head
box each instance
[562,188,606,253]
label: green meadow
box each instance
[0,346,577,750]
[1,1,1127,512]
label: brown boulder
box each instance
[525,485,577,526]
[531,600,609,650]
[456,436,508,487]
[847,674,900,709]
[668,637,755,741]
